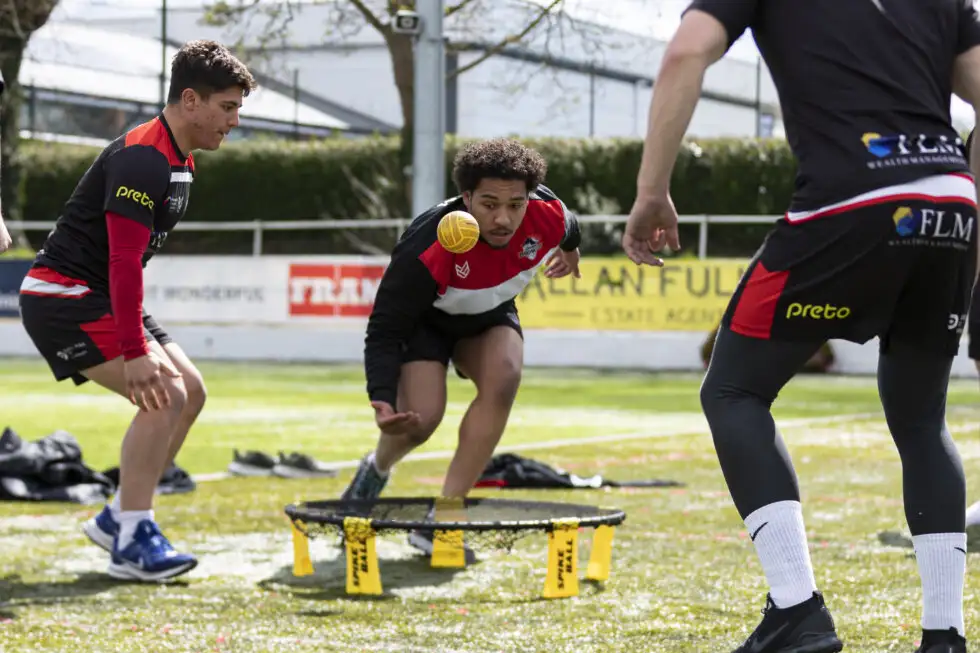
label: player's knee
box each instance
[162,378,188,417]
[699,370,721,417]
[404,413,443,447]
[478,356,522,405]
[181,371,207,417]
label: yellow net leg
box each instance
[291,520,314,577]
[431,497,467,568]
[344,517,383,595]
[543,519,580,599]
[586,525,615,582]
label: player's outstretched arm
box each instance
[364,254,439,409]
[624,2,743,266]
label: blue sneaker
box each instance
[82,505,118,553]
[108,520,197,581]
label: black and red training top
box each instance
[25,115,193,360]
[364,185,581,406]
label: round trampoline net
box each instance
[286,497,626,551]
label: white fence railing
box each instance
[7,214,781,259]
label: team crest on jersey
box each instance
[519,236,542,260]
[455,261,470,278]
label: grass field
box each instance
[1,357,979,652]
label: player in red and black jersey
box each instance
[341,138,581,559]
[18,41,256,582]
[625,2,980,651]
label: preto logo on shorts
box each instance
[786,303,851,320]
[861,132,964,170]
[891,206,973,250]
[115,185,155,211]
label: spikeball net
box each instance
[285,497,627,599]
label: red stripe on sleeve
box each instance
[106,211,152,361]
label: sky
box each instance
[53,0,978,128]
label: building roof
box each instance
[23,21,352,131]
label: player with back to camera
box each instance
[17,40,257,582]
[341,138,582,560]
[623,1,980,652]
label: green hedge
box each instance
[18,135,798,256]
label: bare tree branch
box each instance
[349,0,386,34]
[450,0,564,78]
[445,0,480,18]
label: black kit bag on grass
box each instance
[0,427,113,504]
[474,453,683,489]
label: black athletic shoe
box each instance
[271,451,338,479]
[227,449,276,476]
[733,592,843,653]
[915,628,967,653]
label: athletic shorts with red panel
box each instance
[19,266,172,385]
[722,173,978,356]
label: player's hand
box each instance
[0,218,12,254]
[622,194,681,267]
[543,248,581,279]
[370,401,421,436]
[124,352,182,411]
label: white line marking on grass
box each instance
[192,410,887,483]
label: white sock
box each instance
[368,451,390,476]
[117,510,154,550]
[109,493,122,520]
[912,532,966,635]
[744,500,818,609]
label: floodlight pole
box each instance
[411,0,446,220]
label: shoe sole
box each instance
[775,636,843,653]
[227,462,274,477]
[271,464,338,479]
[107,559,198,582]
[82,520,115,554]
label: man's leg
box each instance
[877,340,966,638]
[81,340,197,580]
[158,342,207,467]
[341,358,448,501]
[442,325,523,498]
[374,361,448,472]
[700,326,842,652]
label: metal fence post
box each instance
[697,215,709,259]
[252,220,263,256]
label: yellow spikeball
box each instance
[437,210,480,254]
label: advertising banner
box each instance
[0,260,33,318]
[138,255,749,332]
[141,256,389,325]
[515,257,749,332]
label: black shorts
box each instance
[723,174,977,357]
[403,303,523,378]
[19,285,172,385]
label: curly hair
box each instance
[451,138,548,194]
[168,40,257,104]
